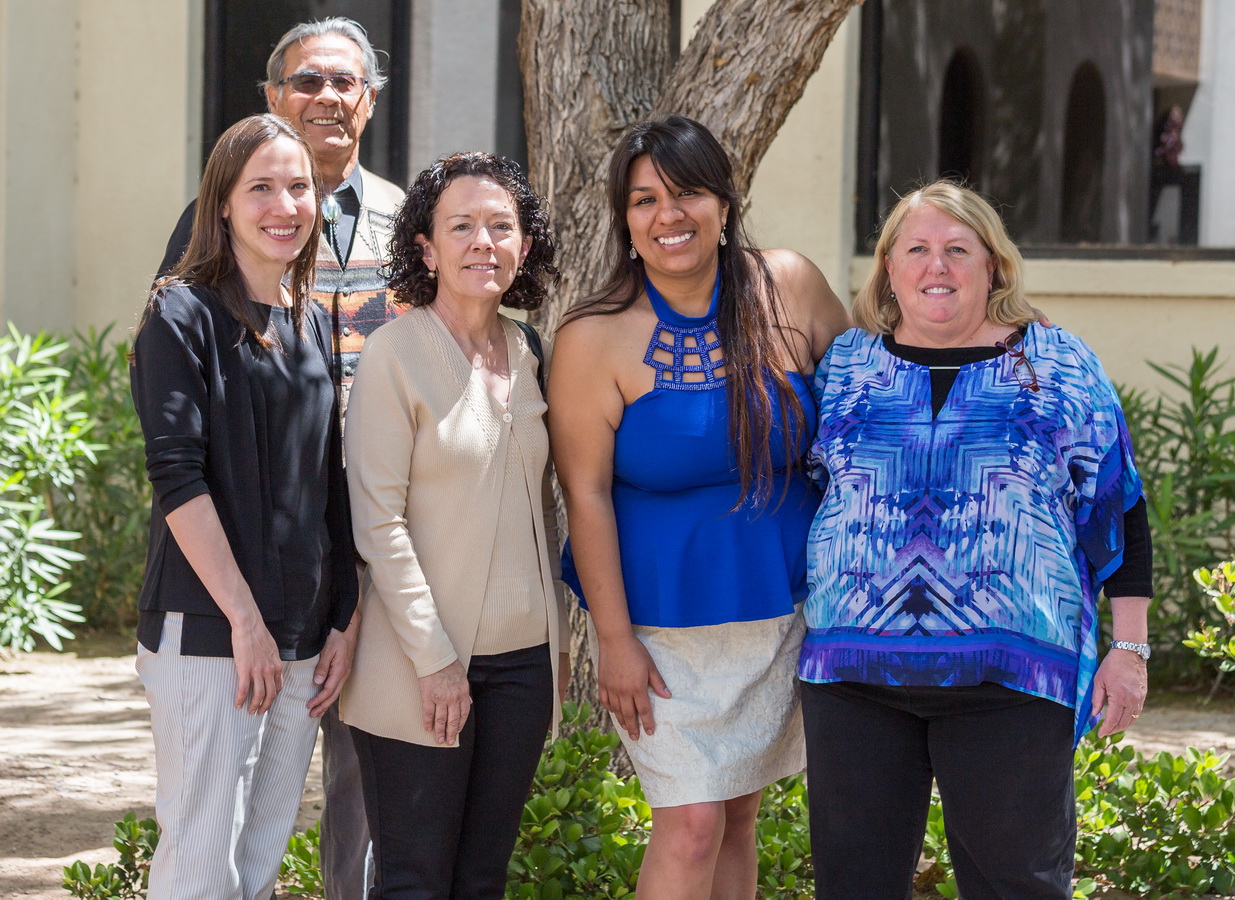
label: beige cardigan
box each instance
[339,306,568,746]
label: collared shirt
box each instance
[325,164,364,266]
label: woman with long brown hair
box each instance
[549,116,850,899]
[131,113,358,899]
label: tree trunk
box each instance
[519,0,864,728]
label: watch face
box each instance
[1114,641,1150,660]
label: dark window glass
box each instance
[938,49,984,187]
[1060,63,1106,243]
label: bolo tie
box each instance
[322,193,343,260]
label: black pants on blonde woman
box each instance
[801,680,1077,900]
[351,643,553,900]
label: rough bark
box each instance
[519,1,674,335]
[521,0,865,331]
[519,0,865,726]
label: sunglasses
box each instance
[995,331,1040,392]
[278,72,369,97]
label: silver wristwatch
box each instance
[1110,640,1151,660]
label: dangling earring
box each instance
[719,231,728,247]
[890,291,897,303]
[629,242,638,260]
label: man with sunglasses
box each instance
[158,17,405,900]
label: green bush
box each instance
[0,325,150,650]
[63,812,157,899]
[65,725,1235,900]
[0,327,92,652]
[60,327,150,631]
[1074,735,1235,898]
[506,702,649,899]
[280,821,324,897]
[1119,348,1235,681]
[1184,559,1235,676]
[753,774,812,898]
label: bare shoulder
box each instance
[553,302,658,411]
[758,249,852,364]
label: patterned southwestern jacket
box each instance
[315,167,405,411]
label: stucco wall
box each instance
[2,0,79,335]
[0,0,200,338]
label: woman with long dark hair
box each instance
[549,116,850,899]
[131,113,358,899]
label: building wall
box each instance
[875,0,1153,244]
[2,0,80,334]
[1181,0,1235,246]
[0,0,200,336]
[409,0,504,174]
[0,0,1228,393]
[1039,0,1154,244]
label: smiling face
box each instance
[626,155,729,283]
[265,33,375,183]
[221,136,316,287]
[417,176,530,308]
[884,203,997,346]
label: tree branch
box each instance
[658,0,865,193]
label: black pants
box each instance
[801,681,1076,900]
[352,643,554,900]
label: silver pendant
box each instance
[322,194,342,225]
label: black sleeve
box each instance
[130,285,213,516]
[157,200,198,278]
[309,307,360,630]
[1102,496,1153,598]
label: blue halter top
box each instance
[562,275,820,627]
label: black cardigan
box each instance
[130,283,358,644]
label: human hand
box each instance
[1031,306,1054,328]
[1092,649,1148,736]
[418,660,471,745]
[231,618,283,714]
[307,616,359,718]
[597,635,671,741]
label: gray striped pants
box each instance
[137,612,320,900]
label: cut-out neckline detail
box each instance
[642,275,727,390]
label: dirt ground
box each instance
[2,636,1234,900]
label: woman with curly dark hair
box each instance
[337,151,567,899]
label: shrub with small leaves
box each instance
[1185,559,1235,674]
[1075,735,1235,898]
[753,774,812,899]
[280,821,324,897]
[63,812,157,899]
[506,702,650,899]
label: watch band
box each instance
[1110,640,1151,660]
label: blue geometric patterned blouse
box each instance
[798,324,1143,745]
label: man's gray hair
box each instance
[264,17,388,93]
